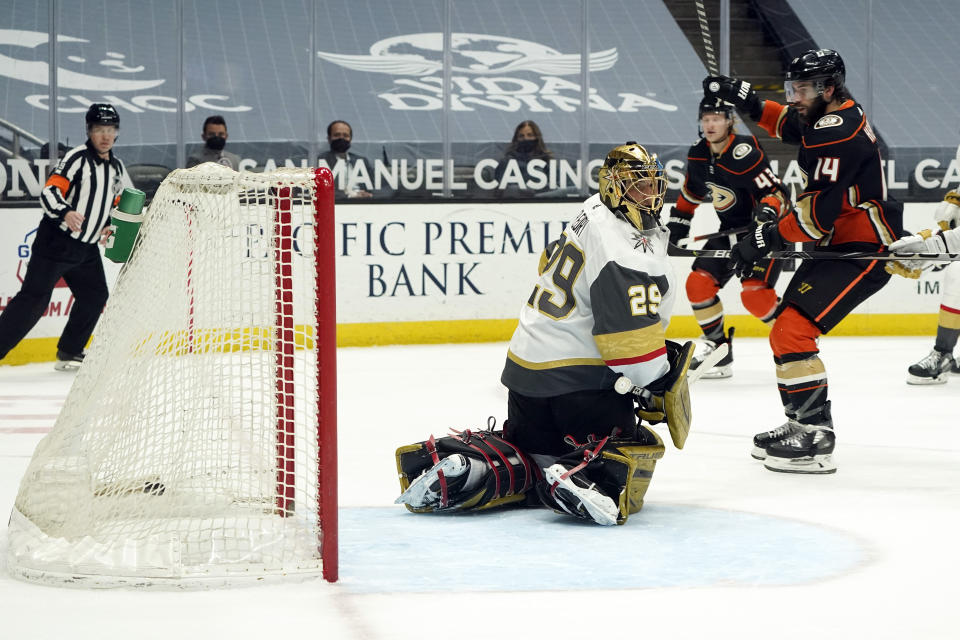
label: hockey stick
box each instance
[694,0,719,75]
[677,225,750,248]
[614,343,729,397]
[667,243,960,262]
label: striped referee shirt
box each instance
[40,139,135,244]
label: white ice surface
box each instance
[0,336,958,639]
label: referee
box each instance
[0,103,134,370]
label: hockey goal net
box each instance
[6,164,338,587]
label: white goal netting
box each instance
[6,164,337,587]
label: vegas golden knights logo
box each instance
[798,282,813,294]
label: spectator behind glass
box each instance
[186,115,241,170]
[494,120,553,198]
[320,120,372,199]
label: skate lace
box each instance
[765,422,800,439]
[917,350,945,371]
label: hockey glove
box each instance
[703,75,763,120]
[885,228,960,279]
[934,191,960,231]
[666,213,692,246]
[730,221,783,279]
[753,202,780,225]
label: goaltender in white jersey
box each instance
[502,192,676,398]
[395,143,700,526]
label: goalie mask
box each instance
[598,142,667,231]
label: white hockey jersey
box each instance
[501,193,676,397]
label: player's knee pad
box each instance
[769,306,821,358]
[395,427,535,513]
[686,269,720,305]
[740,279,779,322]
[537,428,666,525]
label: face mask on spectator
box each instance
[205,135,226,151]
[330,139,351,153]
[516,139,536,153]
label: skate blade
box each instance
[750,446,766,460]
[763,453,836,474]
[543,465,619,526]
[699,365,732,379]
[906,373,948,385]
[53,361,81,372]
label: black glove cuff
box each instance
[748,95,764,121]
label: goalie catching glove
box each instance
[633,340,695,449]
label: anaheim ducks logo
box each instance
[706,181,737,212]
[814,114,843,129]
[732,143,752,160]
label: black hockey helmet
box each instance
[86,103,120,128]
[698,96,735,120]
[784,49,845,101]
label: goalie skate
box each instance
[907,349,956,385]
[543,464,619,526]
[395,454,469,509]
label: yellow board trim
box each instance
[0,313,943,366]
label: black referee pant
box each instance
[0,219,108,360]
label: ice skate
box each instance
[907,349,956,385]
[543,464,619,526]
[751,419,805,460]
[395,454,469,509]
[54,350,85,372]
[763,426,836,474]
[690,327,734,379]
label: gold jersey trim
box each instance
[506,349,605,370]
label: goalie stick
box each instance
[614,343,729,397]
[666,244,960,262]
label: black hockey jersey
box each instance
[674,133,783,229]
[756,98,902,246]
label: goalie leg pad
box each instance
[395,429,535,513]
[537,429,666,525]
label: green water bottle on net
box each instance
[104,187,146,263]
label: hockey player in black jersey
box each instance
[395,143,697,525]
[668,96,788,378]
[704,48,903,474]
